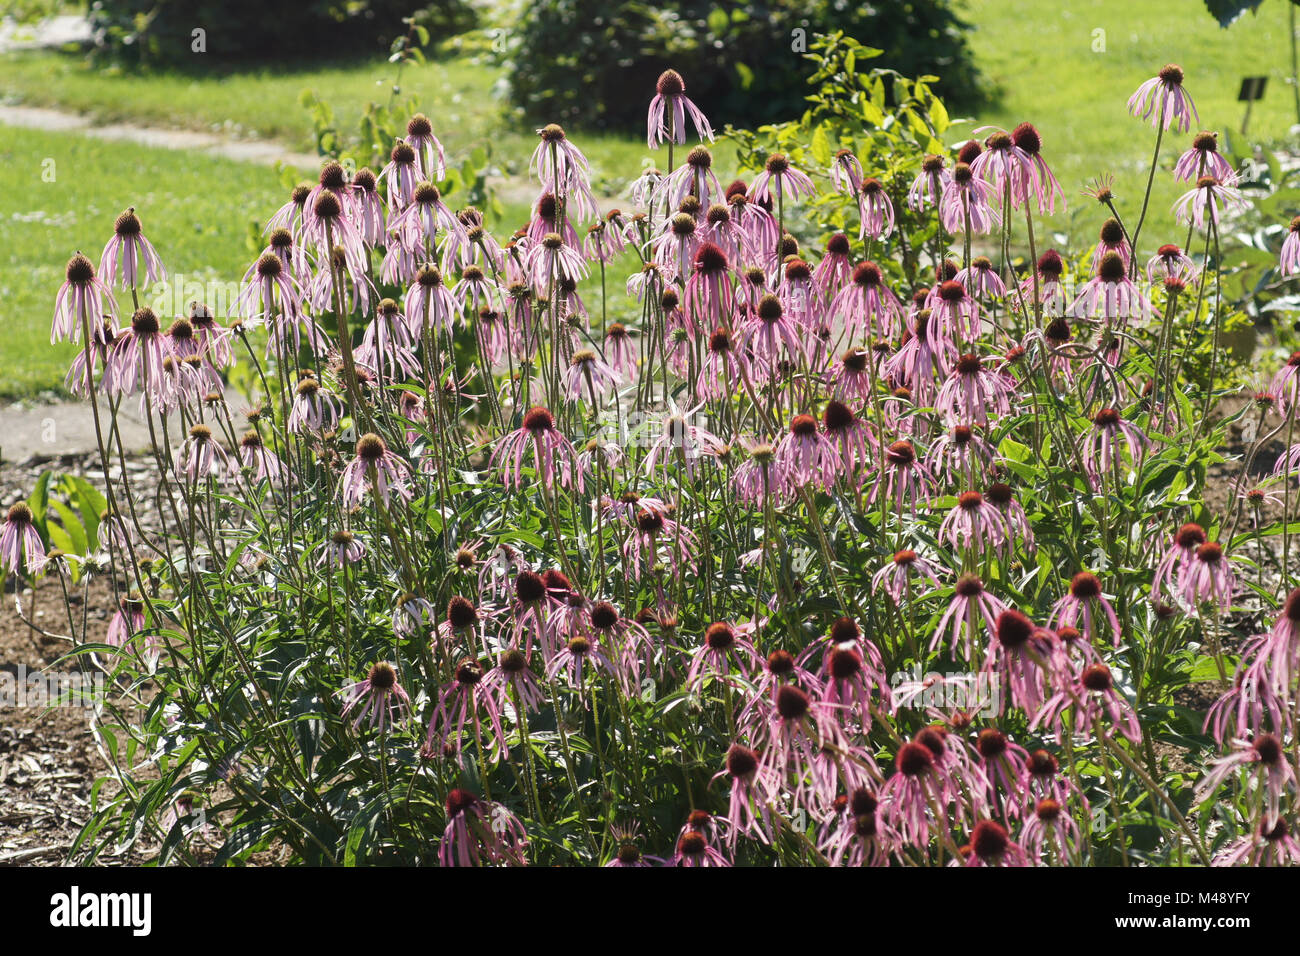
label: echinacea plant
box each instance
[8,37,1300,870]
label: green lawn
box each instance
[958,0,1299,241]
[0,51,655,192]
[0,125,303,398]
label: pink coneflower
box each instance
[985,481,1034,555]
[886,315,953,408]
[0,503,46,577]
[644,402,725,475]
[871,439,936,512]
[1033,662,1141,743]
[658,144,725,213]
[527,231,589,292]
[749,153,816,206]
[829,148,865,195]
[971,127,1036,210]
[531,124,594,209]
[492,406,584,492]
[301,189,367,281]
[740,293,804,366]
[943,356,1014,428]
[174,424,230,483]
[1009,122,1065,215]
[684,241,735,328]
[105,594,146,650]
[98,208,165,291]
[1069,251,1151,322]
[423,658,509,762]
[1051,571,1121,647]
[586,600,652,692]
[940,162,1000,236]
[1269,350,1300,413]
[378,141,421,211]
[965,818,1030,867]
[1281,218,1300,277]
[820,644,890,732]
[713,744,778,847]
[236,251,304,326]
[940,491,1010,555]
[440,788,528,867]
[349,167,386,245]
[819,789,895,866]
[1093,216,1134,275]
[405,113,446,181]
[820,400,873,478]
[833,260,902,341]
[775,413,842,492]
[1022,248,1067,313]
[1081,407,1147,490]
[1173,174,1248,231]
[1174,130,1233,183]
[265,182,311,235]
[480,646,547,716]
[670,827,731,867]
[699,414,755,495]
[563,349,619,405]
[777,257,822,329]
[1213,818,1300,867]
[319,529,365,567]
[955,256,1006,301]
[605,826,665,867]
[546,632,620,689]
[622,506,698,579]
[403,264,458,338]
[646,69,714,150]
[699,202,750,269]
[287,377,341,435]
[872,549,941,605]
[1128,64,1199,132]
[1196,733,1296,829]
[1146,243,1197,284]
[755,685,848,815]
[52,252,116,344]
[908,154,951,212]
[650,212,700,282]
[856,177,895,240]
[339,661,410,732]
[391,181,462,250]
[601,322,638,380]
[927,280,980,346]
[340,433,412,510]
[932,574,1008,661]
[686,621,761,692]
[1020,798,1080,863]
[1178,541,1236,611]
[985,611,1057,716]
[973,728,1031,816]
[879,736,958,846]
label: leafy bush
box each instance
[87,0,476,66]
[500,0,987,131]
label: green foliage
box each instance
[86,0,476,67]
[500,0,986,132]
[297,22,504,223]
[26,469,106,582]
[727,33,953,285]
[1203,0,1267,28]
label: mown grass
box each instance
[0,125,305,398]
[958,0,1299,241]
[0,50,656,190]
